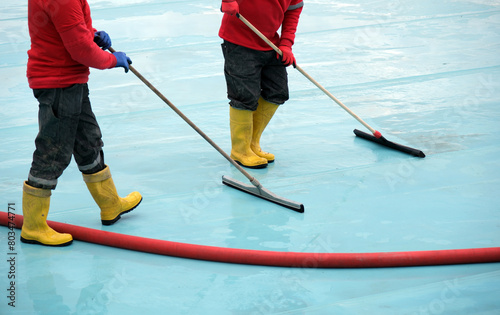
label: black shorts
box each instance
[222,40,289,111]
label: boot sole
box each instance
[234,160,268,169]
[20,236,73,247]
[101,197,143,226]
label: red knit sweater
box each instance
[219,0,304,51]
[27,0,117,89]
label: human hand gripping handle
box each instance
[94,31,112,50]
[277,44,296,67]
[94,33,132,73]
[234,13,294,67]
[221,0,239,16]
[112,51,132,73]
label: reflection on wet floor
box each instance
[1,0,499,314]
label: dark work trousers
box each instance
[221,40,289,111]
[28,83,105,190]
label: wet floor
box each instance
[1,0,500,314]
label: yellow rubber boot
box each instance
[230,106,268,169]
[251,97,279,162]
[83,165,142,225]
[20,182,73,246]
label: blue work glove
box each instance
[94,31,112,50]
[112,52,132,73]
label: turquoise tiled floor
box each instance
[1,0,500,314]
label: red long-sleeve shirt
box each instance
[27,0,117,89]
[219,0,304,51]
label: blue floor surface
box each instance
[1,0,500,314]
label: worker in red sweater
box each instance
[219,0,303,168]
[22,0,142,246]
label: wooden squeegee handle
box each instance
[108,47,262,188]
[237,14,378,136]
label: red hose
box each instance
[2,211,500,268]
